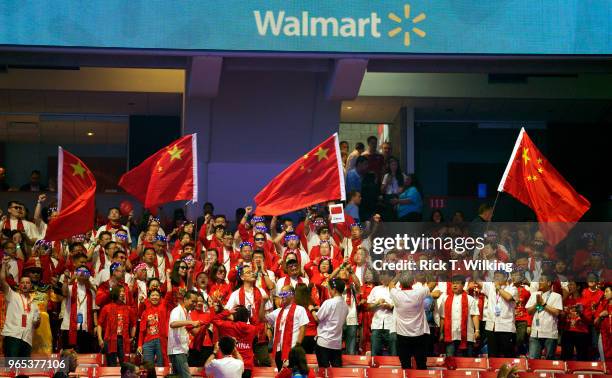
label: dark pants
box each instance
[275,351,284,371]
[3,336,32,358]
[242,370,252,378]
[188,346,213,367]
[488,331,514,357]
[301,336,316,354]
[105,336,124,367]
[316,344,342,368]
[515,321,529,355]
[61,330,97,353]
[170,353,191,378]
[561,331,589,360]
[254,343,272,367]
[397,334,428,369]
[446,341,474,357]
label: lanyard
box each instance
[19,293,31,314]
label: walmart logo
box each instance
[253,3,426,48]
[388,4,426,46]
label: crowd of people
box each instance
[0,136,610,378]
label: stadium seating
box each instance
[442,370,481,378]
[342,354,372,367]
[566,361,607,375]
[153,366,172,376]
[76,353,104,367]
[528,360,567,373]
[189,366,206,377]
[373,356,403,368]
[69,366,95,378]
[14,370,54,378]
[251,367,278,377]
[325,367,366,377]
[489,357,528,372]
[450,357,489,371]
[427,357,448,370]
[307,353,319,367]
[95,367,121,378]
[404,370,443,378]
[366,367,405,378]
[518,373,555,378]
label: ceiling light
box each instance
[87,132,94,136]
[346,106,353,110]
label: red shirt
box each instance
[515,285,532,324]
[581,288,604,324]
[138,303,168,346]
[212,311,259,371]
[98,302,136,353]
[562,295,589,333]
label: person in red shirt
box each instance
[208,264,232,305]
[137,289,167,366]
[511,269,532,356]
[188,292,215,367]
[96,262,132,308]
[212,305,259,377]
[97,286,136,366]
[275,346,315,378]
[560,280,590,360]
[594,285,612,362]
[581,272,604,359]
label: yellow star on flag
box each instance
[315,147,329,161]
[522,148,530,166]
[526,175,533,181]
[303,153,309,159]
[537,158,542,165]
[537,167,544,174]
[168,145,184,161]
[71,162,86,178]
[532,175,538,181]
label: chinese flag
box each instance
[498,128,590,245]
[255,133,346,215]
[45,148,97,241]
[119,134,198,209]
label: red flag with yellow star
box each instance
[498,128,590,245]
[45,148,97,241]
[254,133,345,215]
[119,134,197,209]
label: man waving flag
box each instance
[119,134,198,209]
[498,128,590,245]
[254,133,346,215]
[45,148,96,241]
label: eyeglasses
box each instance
[179,266,188,270]
[10,206,25,211]
[254,238,265,242]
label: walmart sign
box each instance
[0,0,610,55]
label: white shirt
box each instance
[61,284,99,330]
[353,265,365,286]
[316,296,349,350]
[382,173,408,195]
[225,287,272,318]
[254,270,276,293]
[344,287,359,326]
[96,269,133,287]
[367,285,395,331]
[266,305,309,351]
[167,304,191,355]
[482,282,518,333]
[92,246,112,274]
[8,218,40,241]
[1,288,41,346]
[95,224,132,243]
[439,293,480,342]
[205,356,244,377]
[390,286,430,337]
[526,290,563,339]
[275,276,309,295]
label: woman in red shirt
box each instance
[560,280,590,360]
[594,285,612,362]
[188,292,215,367]
[207,264,232,305]
[97,286,136,367]
[137,289,167,366]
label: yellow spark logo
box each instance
[388,4,426,47]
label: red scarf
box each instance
[69,282,93,345]
[97,246,106,273]
[106,221,122,231]
[3,218,24,232]
[101,303,133,354]
[444,291,469,349]
[283,276,303,287]
[239,286,267,342]
[273,303,297,361]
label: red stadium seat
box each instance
[154,367,172,376]
[442,371,481,378]
[342,355,371,367]
[427,356,448,370]
[95,367,121,378]
[479,372,499,378]
[518,373,554,378]
[366,368,404,378]
[326,367,366,377]
[404,370,443,378]
[450,357,488,371]
[555,374,593,378]
[251,367,277,377]
[14,370,54,378]
[527,360,566,373]
[307,353,319,367]
[190,366,206,377]
[70,366,95,378]
[488,357,528,372]
[76,353,104,367]
[0,369,15,378]
[566,361,607,375]
[373,356,402,368]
